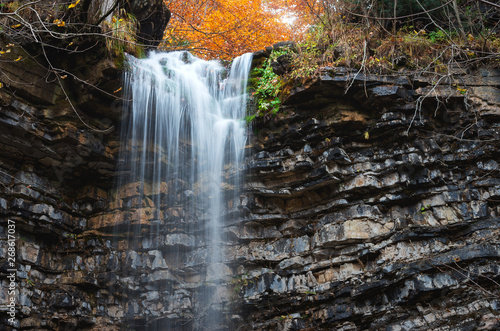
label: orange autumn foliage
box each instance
[163,0,301,60]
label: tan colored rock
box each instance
[19,243,40,264]
[116,182,142,199]
[89,208,161,229]
[314,219,389,248]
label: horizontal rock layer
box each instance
[231,67,500,330]
[0,43,499,331]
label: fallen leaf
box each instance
[53,19,66,27]
[68,0,80,9]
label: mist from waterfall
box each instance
[116,51,252,330]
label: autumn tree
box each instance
[162,0,300,59]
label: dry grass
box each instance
[290,21,500,79]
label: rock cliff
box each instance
[0,41,499,330]
[235,64,500,330]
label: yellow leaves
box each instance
[453,84,467,95]
[53,19,66,27]
[60,75,67,79]
[11,24,21,28]
[68,0,80,9]
[164,0,294,59]
[114,87,122,93]
[111,16,124,24]
[0,42,18,63]
[453,83,467,95]
[364,131,370,140]
[0,82,3,89]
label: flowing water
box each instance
[116,51,252,329]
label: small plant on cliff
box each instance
[66,233,78,240]
[248,49,289,121]
[24,277,35,288]
[104,11,143,59]
[230,272,254,295]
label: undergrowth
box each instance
[248,16,500,121]
[103,10,144,61]
[247,49,288,121]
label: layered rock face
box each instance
[0,39,499,331]
[234,67,500,330]
[0,41,123,330]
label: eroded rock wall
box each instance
[0,41,499,331]
[0,40,124,330]
[232,67,500,330]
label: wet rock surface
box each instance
[0,49,499,331]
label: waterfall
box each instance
[116,51,252,330]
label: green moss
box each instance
[105,12,146,62]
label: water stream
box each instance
[116,51,252,329]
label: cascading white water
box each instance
[117,51,252,330]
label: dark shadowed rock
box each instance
[128,0,171,48]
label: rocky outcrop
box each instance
[0,0,169,328]
[0,34,499,331]
[232,67,500,330]
[128,0,171,48]
[0,37,122,330]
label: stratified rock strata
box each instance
[0,39,499,330]
[232,67,500,330]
